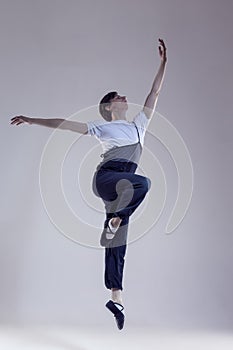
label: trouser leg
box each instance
[103,215,129,289]
[104,240,127,290]
[93,166,151,291]
[113,175,151,220]
[96,171,151,223]
[104,246,126,290]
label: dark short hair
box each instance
[99,91,118,121]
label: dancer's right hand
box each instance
[10,116,32,126]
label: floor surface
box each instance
[0,326,233,350]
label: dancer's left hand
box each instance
[158,38,167,62]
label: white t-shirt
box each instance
[86,110,150,153]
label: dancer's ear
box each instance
[105,105,112,111]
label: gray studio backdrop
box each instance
[0,0,233,330]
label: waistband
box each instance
[96,160,138,173]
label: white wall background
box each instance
[0,0,233,331]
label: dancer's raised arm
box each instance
[10,115,88,134]
[143,38,167,119]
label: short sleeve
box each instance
[86,120,105,138]
[133,110,150,131]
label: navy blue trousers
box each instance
[92,160,151,290]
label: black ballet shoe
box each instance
[105,300,125,330]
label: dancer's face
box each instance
[109,94,128,112]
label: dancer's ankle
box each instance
[110,217,122,228]
[111,288,123,306]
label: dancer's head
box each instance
[99,91,128,121]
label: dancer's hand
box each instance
[158,38,167,63]
[10,116,32,126]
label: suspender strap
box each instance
[132,122,141,144]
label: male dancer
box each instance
[10,38,167,330]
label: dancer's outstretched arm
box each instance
[143,38,167,119]
[10,115,88,134]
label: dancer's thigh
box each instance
[94,171,145,202]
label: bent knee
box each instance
[139,176,151,193]
[146,177,151,191]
